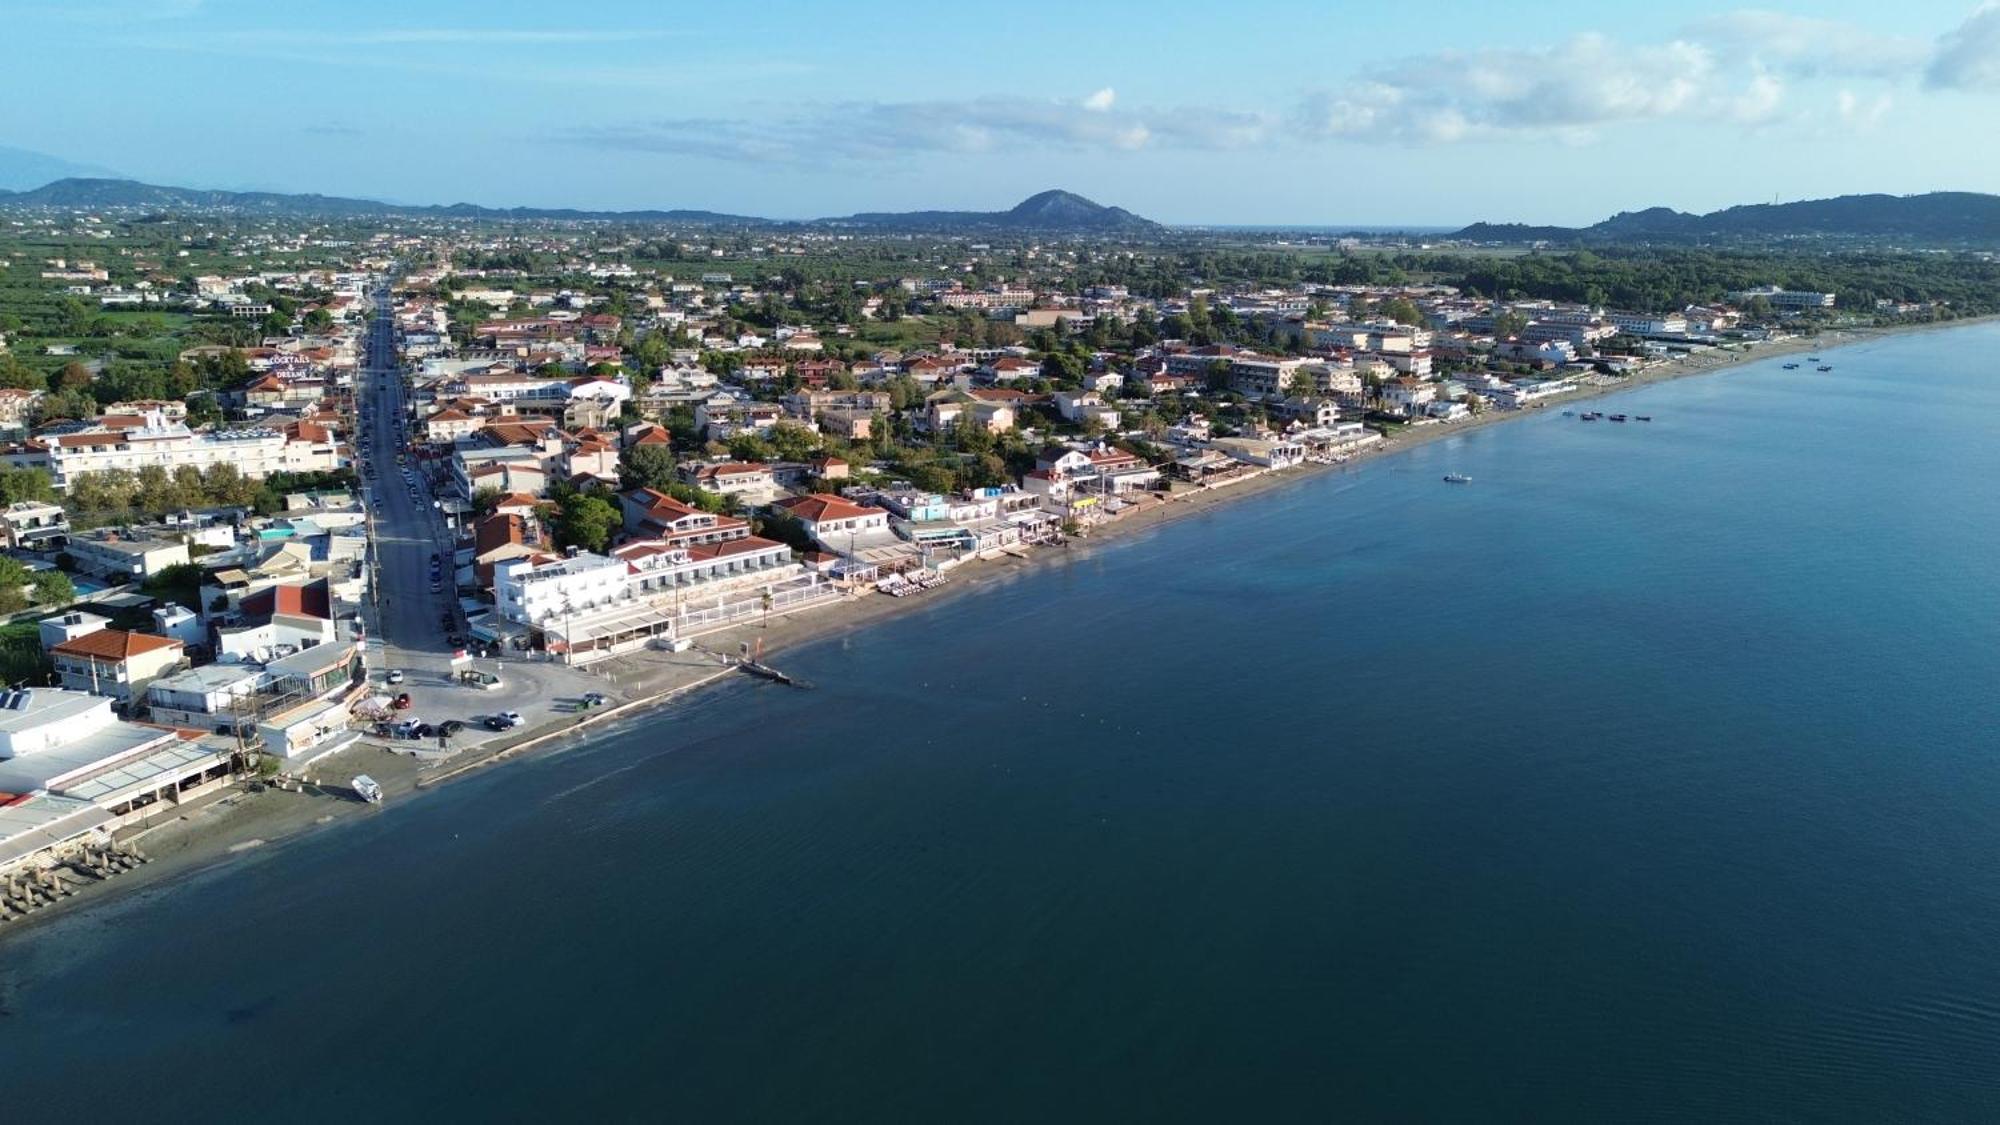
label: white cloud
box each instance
[1836,89,1895,129]
[1296,33,1768,143]
[1082,88,1116,112]
[1685,10,1929,79]
[1928,2,2000,89]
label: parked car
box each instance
[499,711,522,728]
[483,715,510,732]
[392,692,412,710]
[582,692,607,708]
[439,720,464,736]
[413,723,436,739]
[385,669,405,685]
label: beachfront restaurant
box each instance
[538,602,678,665]
[0,791,111,879]
[0,688,238,830]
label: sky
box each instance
[4,0,2000,225]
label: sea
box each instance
[4,325,2000,1123]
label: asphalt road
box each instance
[358,279,456,666]
[353,277,601,742]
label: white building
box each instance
[493,551,630,626]
[0,688,235,829]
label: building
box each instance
[1728,286,1836,310]
[0,687,235,829]
[493,551,630,626]
[619,488,751,546]
[40,417,341,490]
[65,530,191,581]
[682,462,779,505]
[0,501,67,550]
[49,629,187,706]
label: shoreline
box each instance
[3,313,1987,944]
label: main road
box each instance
[353,275,601,738]
[358,276,457,671]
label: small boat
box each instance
[1561,410,1575,416]
[1580,413,1598,421]
[1782,362,1799,369]
[1609,414,1627,422]
[1807,356,1820,361]
[1817,365,1832,372]
[1443,473,1472,484]
[351,775,384,804]
[1635,415,1652,422]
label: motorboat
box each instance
[352,775,384,804]
[1609,414,1628,422]
[1443,473,1473,484]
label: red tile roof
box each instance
[772,493,883,524]
[52,628,183,661]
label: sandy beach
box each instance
[3,315,1982,942]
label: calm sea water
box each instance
[6,326,2000,1123]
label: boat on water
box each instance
[1443,473,1472,484]
[1609,414,1628,422]
[1635,415,1653,422]
[1817,365,1833,371]
[1580,411,1601,421]
[352,775,384,804]
[1783,362,1799,369]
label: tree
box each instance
[0,557,30,614]
[555,494,620,553]
[30,570,74,607]
[56,360,93,391]
[1492,310,1529,339]
[471,486,504,515]
[1379,297,1424,327]
[1041,352,1085,386]
[766,421,819,462]
[30,388,95,426]
[727,433,775,462]
[620,443,679,492]
[0,353,42,391]
[0,467,55,505]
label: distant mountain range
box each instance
[1454,192,2000,244]
[0,178,1160,232]
[828,190,1158,232]
[0,146,123,192]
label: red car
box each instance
[392,692,412,710]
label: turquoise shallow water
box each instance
[5,326,2000,1122]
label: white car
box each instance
[386,669,405,685]
[499,711,522,728]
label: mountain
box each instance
[825,189,1159,232]
[1453,192,2000,245]
[0,178,1160,232]
[0,178,761,224]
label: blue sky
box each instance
[4,0,2000,224]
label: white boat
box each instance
[1443,473,1473,484]
[351,775,384,804]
